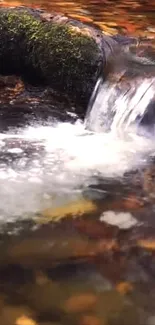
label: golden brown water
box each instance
[1,0,155,37]
[0,1,155,325]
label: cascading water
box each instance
[0,55,155,222]
[84,68,155,133]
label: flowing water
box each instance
[85,76,155,132]
[0,120,154,221]
[0,1,155,325]
[0,73,155,325]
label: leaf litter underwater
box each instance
[1,56,155,325]
[1,119,155,325]
[0,2,155,325]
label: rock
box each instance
[0,78,78,129]
[0,6,116,109]
[0,7,154,124]
[3,232,117,268]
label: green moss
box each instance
[0,8,102,105]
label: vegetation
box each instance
[0,7,103,106]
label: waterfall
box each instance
[0,54,155,221]
[85,56,155,133]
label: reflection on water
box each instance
[1,0,155,37]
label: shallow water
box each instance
[0,121,154,221]
[1,0,155,38]
[0,1,155,325]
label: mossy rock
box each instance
[0,7,112,108]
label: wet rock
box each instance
[0,219,100,267]
[5,235,93,267]
[0,7,154,124]
[0,6,106,108]
[0,6,130,123]
[3,232,118,268]
[0,81,78,130]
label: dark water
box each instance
[0,2,155,325]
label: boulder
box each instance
[0,6,117,109]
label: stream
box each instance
[0,1,155,325]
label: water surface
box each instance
[0,1,155,325]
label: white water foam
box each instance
[0,68,155,221]
[0,119,154,221]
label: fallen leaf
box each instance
[116,281,133,295]
[16,315,37,325]
[39,199,97,223]
[137,240,155,251]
